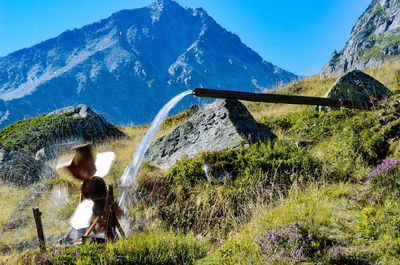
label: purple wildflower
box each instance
[254,221,315,263]
[51,247,61,257]
[354,158,400,204]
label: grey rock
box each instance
[47,104,91,118]
[320,70,393,111]
[326,70,393,100]
[203,162,237,183]
[321,0,400,78]
[29,104,123,160]
[0,0,298,129]
[144,99,276,169]
[0,144,56,186]
[35,141,84,163]
[17,182,53,208]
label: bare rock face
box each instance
[0,144,56,186]
[144,99,276,169]
[321,0,400,78]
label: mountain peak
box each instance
[321,0,400,77]
[0,1,297,129]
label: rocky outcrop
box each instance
[37,105,125,161]
[0,144,56,186]
[321,0,400,78]
[144,99,276,169]
[326,70,393,101]
[0,104,125,160]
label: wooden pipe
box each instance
[192,88,374,110]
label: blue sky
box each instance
[0,0,371,76]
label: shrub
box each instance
[357,204,400,240]
[253,221,317,263]
[354,158,400,204]
[133,141,327,237]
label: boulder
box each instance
[0,144,56,186]
[0,104,125,160]
[326,70,392,101]
[36,105,125,161]
[144,99,276,169]
[320,70,393,111]
[46,104,125,142]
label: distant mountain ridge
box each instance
[322,0,400,77]
[0,0,298,128]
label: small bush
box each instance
[357,204,400,241]
[354,158,400,204]
[253,221,318,263]
[134,141,328,237]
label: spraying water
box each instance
[94,152,116,178]
[70,199,94,229]
[51,185,69,205]
[119,90,192,207]
[202,164,212,183]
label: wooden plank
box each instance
[32,208,46,251]
[192,88,374,110]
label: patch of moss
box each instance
[162,105,200,130]
[0,112,85,155]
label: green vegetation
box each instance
[360,33,400,62]
[133,141,327,237]
[0,113,84,155]
[386,35,400,48]
[372,3,383,16]
[361,46,384,61]
[4,60,400,264]
[13,231,209,265]
[394,70,400,92]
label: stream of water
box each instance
[118,90,193,208]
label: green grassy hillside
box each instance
[2,60,400,264]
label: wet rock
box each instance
[203,162,237,183]
[0,144,56,186]
[144,99,276,169]
[35,141,84,163]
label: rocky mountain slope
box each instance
[321,0,400,77]
[0,0,298,129]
